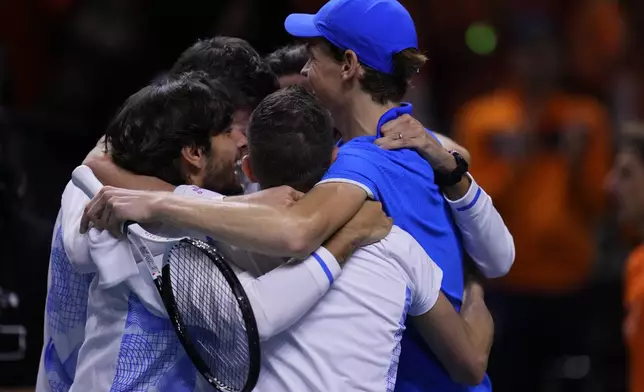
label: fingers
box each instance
[80,202,92,234]
[80,187,108,233]
[105,205,126,238]
[79,186,117,234]
[374,135,408,150]
[380,114,417,137]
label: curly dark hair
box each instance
[105,71,234,186]
[170,36,279,110]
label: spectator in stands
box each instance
[453,23,612,392]
[605,122,644,392]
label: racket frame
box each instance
[159,238,261,392]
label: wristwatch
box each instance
[434,150,469,186]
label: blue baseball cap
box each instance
[284,0,418,75]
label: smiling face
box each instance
[198,125,247,196]
[301,40,350,113]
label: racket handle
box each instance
[71,165,104,198]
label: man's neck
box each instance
[334,93,398,141]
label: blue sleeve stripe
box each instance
[455,187,482,212]
[312,252,334,284]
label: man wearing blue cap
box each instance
[283,0,506,391]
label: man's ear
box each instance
[181,145,205,172]
[241,154,257,183]
[341,50,362,81]
[331,146,339,164]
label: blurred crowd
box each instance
[0,0,642,390]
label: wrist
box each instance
[152,193,173,222]
[433,150,469,187]
[323,229,361,265]
[422,147,457,172]
[442,175,472,200]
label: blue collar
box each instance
[376,103,413,138]
[336,103,414,147]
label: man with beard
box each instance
[68,72,390,392]
[36,36,276,392]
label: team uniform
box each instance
[36,182,95,392]
[185,181,511,391]
[255,225,442,391]
[168,188,445,391]
[38,185,341,392]
[319,104,504,392]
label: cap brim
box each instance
[284,14,321,38]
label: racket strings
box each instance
[167,241,251,391]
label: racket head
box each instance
[160,238,260,392]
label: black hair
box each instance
[247,85,334,192]
[105,71,234,186]
[322,40,426,104]
[265,44,309,77]
[170,36,279,110]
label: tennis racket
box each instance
[71,165,260,392]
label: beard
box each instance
[201,157,244,196]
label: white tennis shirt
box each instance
[254,225,442,392]
[38,184,343,392]
[185,186,443,392]
[37,173,504,392]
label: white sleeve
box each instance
[444,173,515,278]
[60,181,94,273]
[385,228,443,316]
[234,246,341,341]
[173,185,225,200]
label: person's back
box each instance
[323,122,464,302]
[258,226,441,392]
[242,84,489,391]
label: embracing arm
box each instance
[377,115,514,278]
[392,230,492,386]
[434,133,471,164]
[442,175,515,278]
[155,183,367,257]
[83,139,175,191]
[240,247,340,340]
[240,205,389,340]
[412,285,493,386]
[83,182,369,258]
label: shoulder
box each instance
[380,226,433,275]
[335,138,388,160]
[381,225,418,249]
